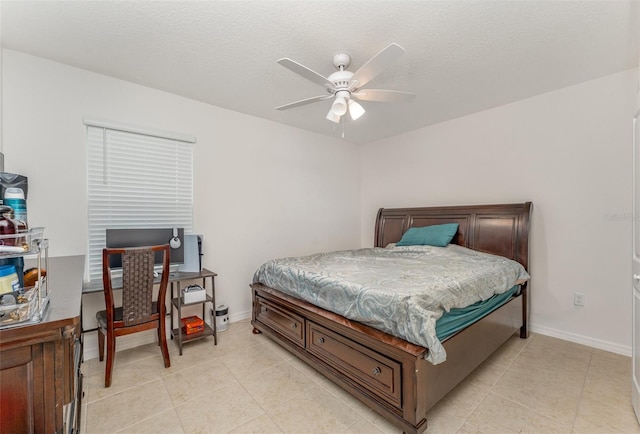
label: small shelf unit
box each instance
[169,269,218,355]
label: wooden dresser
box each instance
[0,256,84,434]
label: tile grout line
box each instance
[222,344,292,434]
[460,334,533,428]
[570,348,594,433]
[159,371,189,434]
[484,336,590,431]
[83,370,167,406]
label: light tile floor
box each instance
[81,320,640,433]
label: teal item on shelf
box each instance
[0,264,20,294]
[396,223,459,247]
[4,187,27,226]
[0,258,24,289]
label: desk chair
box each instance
[97,245,171,387]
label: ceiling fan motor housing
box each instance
[329,53,355,91]
[328,70,354,90]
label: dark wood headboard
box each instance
[374,202,532,270]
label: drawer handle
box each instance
[317,337,325,344]
[372,367,381,377]
[290,323,297,329]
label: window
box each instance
[85,118,195,282]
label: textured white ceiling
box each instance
[1,1,638,144]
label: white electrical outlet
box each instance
[574,292,586,307]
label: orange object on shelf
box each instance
[181,316,204,335]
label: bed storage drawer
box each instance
[255,296,305,347]
[307,321,402,408]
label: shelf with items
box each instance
[168,269,218,355]
[0,227,49,329]
[0,226,45,257]
[171,321,215,343]
[171,292,214,309]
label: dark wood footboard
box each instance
[251,283,525,433]
[252,283,430,433]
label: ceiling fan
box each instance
[276,43,415,123]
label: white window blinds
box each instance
[85,119,195,282]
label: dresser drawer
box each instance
[307,322,402,408]
[255,296,305,347]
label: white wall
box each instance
[2,49,361,358]
[361,69,638,355]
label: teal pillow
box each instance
[396,223,459,247]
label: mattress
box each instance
[253,244,529,364]
[436,284,520,340]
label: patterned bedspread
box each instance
[252,244,530,364]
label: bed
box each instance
[250,202,531,433]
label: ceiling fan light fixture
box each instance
[326,108,341,123]
[331,96,348,116]
[348,99,365,120]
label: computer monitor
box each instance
[105,228,184,269]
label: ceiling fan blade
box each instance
[277,58,335,88]
[353,89,415,103]
[351,43,405,89]
[276,95,332,111]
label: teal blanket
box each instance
[253,244,529,364]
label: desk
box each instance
[82,268,218,355]
[82,268,215,294]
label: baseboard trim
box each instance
[229,309,251,323]
[83,329,158,361]
[82,311,253,361]
[530,324,631,357]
